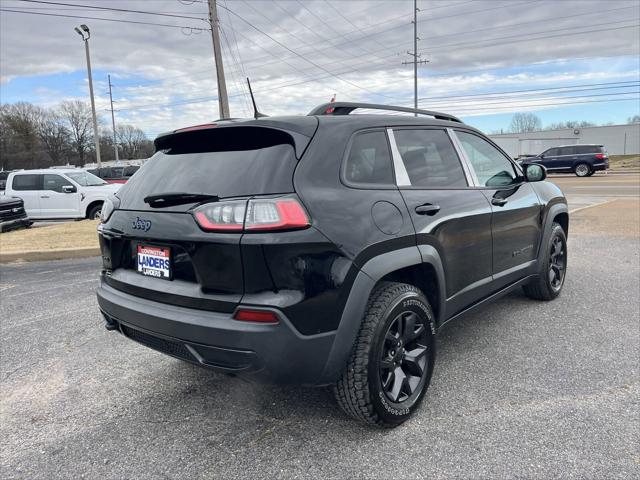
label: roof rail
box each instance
[307,102,462,123]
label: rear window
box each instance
[118,127,298,210]
[576,145,601,154]
[12,174,41,190]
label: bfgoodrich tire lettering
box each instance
[334,282,435,427]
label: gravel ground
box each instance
[1,210,639,478]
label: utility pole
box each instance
[402,0,428,115]
[75,24,101,166]
[207,0,230,119]
[107,75,119,162]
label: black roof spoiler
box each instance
[307,102,462,123]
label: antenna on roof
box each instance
[246,78,267,119]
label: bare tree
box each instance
[116,124,149,159]
[509,112,542,133]
[60,100,96,165]
[37,110,70,165]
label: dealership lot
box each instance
[1,176,639,479]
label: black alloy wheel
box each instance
[523,222,567,301]
[379,311,429,403]
[548,235,566,292]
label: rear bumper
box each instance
[592,162,609,171]
[96,279,337,385]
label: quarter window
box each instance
[455,131,518,187]
[12,174,41,190]
[394,129,467,187]
[344,131,394,185]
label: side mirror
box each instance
[539,154,544,158]
[62,185,77,193]
[524,163,546,182]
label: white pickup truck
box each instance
[3,169,121,220]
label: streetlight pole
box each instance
[108,74,119,162]
[75,24,101,167]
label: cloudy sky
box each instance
[1,0,639,138]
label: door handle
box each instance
[40,195,50,199]
[415,204,440,216]
[492,198,508,207]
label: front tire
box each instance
[334,282,435,427]
[574,163,591,177]
[87,203,103,220]
[523,222,567,300]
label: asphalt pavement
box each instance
[1,177,639,479]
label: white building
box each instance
[489,123,640,158]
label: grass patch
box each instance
[0,220,100,254]
[609,155,640,170]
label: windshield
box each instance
[66,171,107,186]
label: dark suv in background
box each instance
[97,103,568,426]
[88,165,140,184]
[525,144,609,177]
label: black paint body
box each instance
[97,113,568,385]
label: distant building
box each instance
[490,123,640,158]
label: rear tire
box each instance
[574,163,591,177]
[523,222,567,300]
[334,282,435,427]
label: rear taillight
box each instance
[245,198,309,231]
[233,308,279,324]
[193,196,310,233]
[595,153,607,159]
[193,200,246,231]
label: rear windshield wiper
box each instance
[143,192,219,208]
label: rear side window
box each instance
[558,146,576,156]
[455,131,517,187]
[117,127,299,210]
[43,174,74,193]
[344,131,394,185]
[576,145,600,154]
[12,174,41,190]
[394,129,467,188]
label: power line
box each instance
[215,2,397,99]
[438,96,640,115]
[14,0,208,21]
[418,20,640,54]
[427,91,640,110]
[0,8,210,30]
[116,80,639,114]
[418,81,640,102]
[182,3,638,86]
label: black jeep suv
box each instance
[96,103,568,426]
